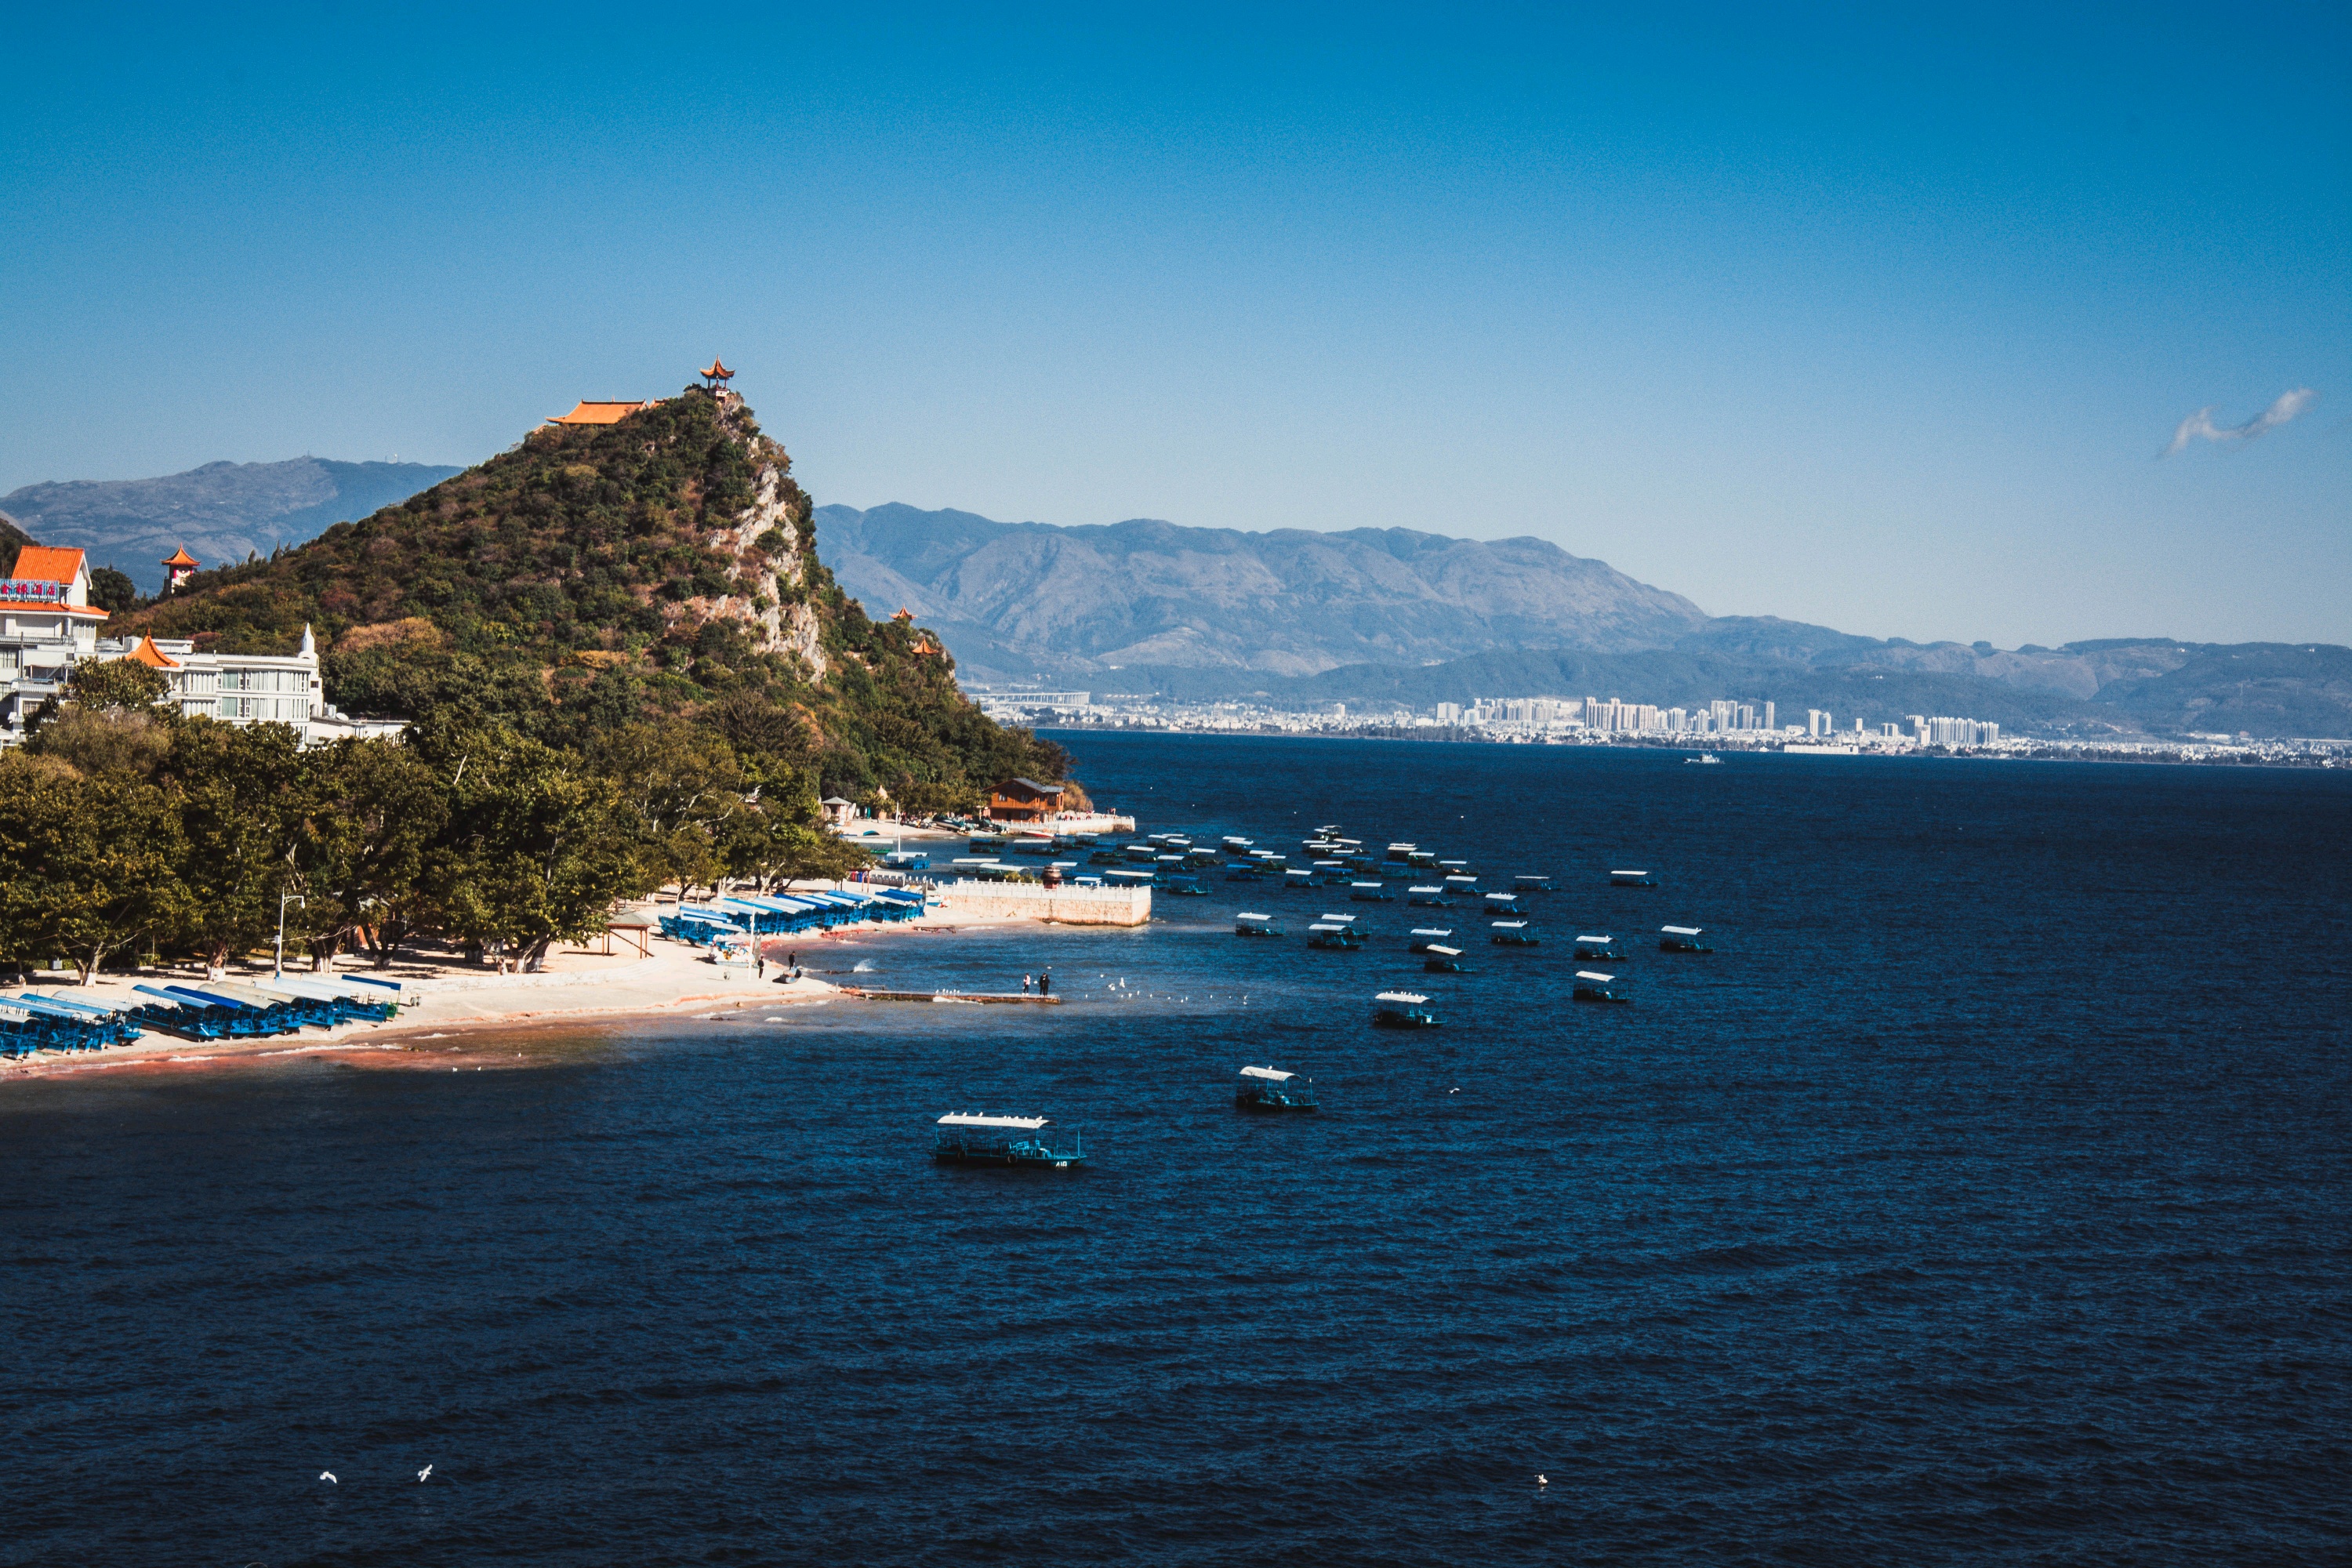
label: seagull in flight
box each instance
[319,1471,337,1484]
[417,1465,433,1483]
[1536,1474,1548,1486]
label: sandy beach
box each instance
[0,890,1029,1083]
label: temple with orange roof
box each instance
[161,546,199,592]
[546,400,658,428]
[700,358,734,387]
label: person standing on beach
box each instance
[1040,971,1051,997]
[756,952,766,981]
[1022,974,1033,994]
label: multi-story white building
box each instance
[2,544,401,747]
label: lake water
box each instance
[5,735,2348,1564]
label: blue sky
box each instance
[3,3,2345,646]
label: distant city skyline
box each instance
[2,5,2344,648]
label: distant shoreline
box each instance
[1038,725,2349,769]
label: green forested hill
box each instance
[114,387,1069,811]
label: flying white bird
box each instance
[417,1465,433,1483]
[320,1471,337,1484]
[1537,1473,1548,1486]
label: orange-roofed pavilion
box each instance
[547,400,656,427]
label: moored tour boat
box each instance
[1572,970,1632,1004]
[1373,990,1440,1028]
[1407,927,1454,953]
[1572,935,1624,960]
[1235,912,1282,938]
[1490,920,1541,946]
[1659,924,1714,953]
[1610,869,1657,888]
[932,1113,1086,1168]
[1421,944,1468,973]
[1308,922,1366,950]
[1236,1064,1319,1112]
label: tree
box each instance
[0,754,190,983]
[590,717,757,898]
[89,565,139,615]
[295,739,448,968]
[162,720,310,972]
[428,727,651,971]
[70,658,171,711]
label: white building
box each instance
[1,543,401,747]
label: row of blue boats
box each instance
[657,888,931,949]
[0,973,404,1056]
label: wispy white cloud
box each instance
[2163,387,2319,456]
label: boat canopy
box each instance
[1612,870,1649,877]
[1240,1065,1295,1082]
[1236,911,1275,922]
[1374,991,1430,1004]
[1307,922,1349,932]
[1491,919,1529,930]
[938,1112,1050,1129]
[1483,891,1519,902]
[1350,880,1385,889]
[1575,971,1614,983]
[1409,885,1443,895]
[1425,945,1461,957]
[1576,935,1613,945]
[1661,924,1704,936]
[1319,913,1357,923]
[1410,927,1452,937]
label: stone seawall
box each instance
[924,880,1152,927]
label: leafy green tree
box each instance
[293,739,449,967]
[0,753,190,983]
[89,565,139,615]
[70,658,171,711]
[161,720,312,971]
[427,727,651,971]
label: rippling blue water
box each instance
[5,737,2348,1564]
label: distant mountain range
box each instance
[1,458,461,593]
[815,503,1706,683]
[817,503,2352,739]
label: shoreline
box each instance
[1,895,1067,1085]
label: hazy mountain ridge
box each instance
[815,504,2350,737]
[816,503,1708,683]
[1262,626,2352,739]
[1,458,462,593]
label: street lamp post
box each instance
[275,892,306,981]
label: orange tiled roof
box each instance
[127,635,182,670]
[701,358,733,381]
[547,400,656,427]
[162,546,198,568]
[11,545,86,584]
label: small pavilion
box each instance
[700,358,734,390]
[162,546,198,592]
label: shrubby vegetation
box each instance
[0,666,867,982]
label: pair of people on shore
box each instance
[1022,971,1053,996]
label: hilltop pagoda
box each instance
[700,358,734,390]
[161,546,198,592]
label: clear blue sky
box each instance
[4,3,2345,647]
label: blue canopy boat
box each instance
[1161,873,1208,896]
[1573,969,1632,1004]
[1406,885,1450,907]
[1490,920,1541,947]
[1573,934,1624,960]
[1236,1064,1319,1112]
[1610,869,1657,888]
[1373,990,1440,1028]
[1407,927,1454,953]
[1421,944,1468,973]
[1235,912,1282,938]
[1659,924,1714,953]
[931,1112,1085,1169]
